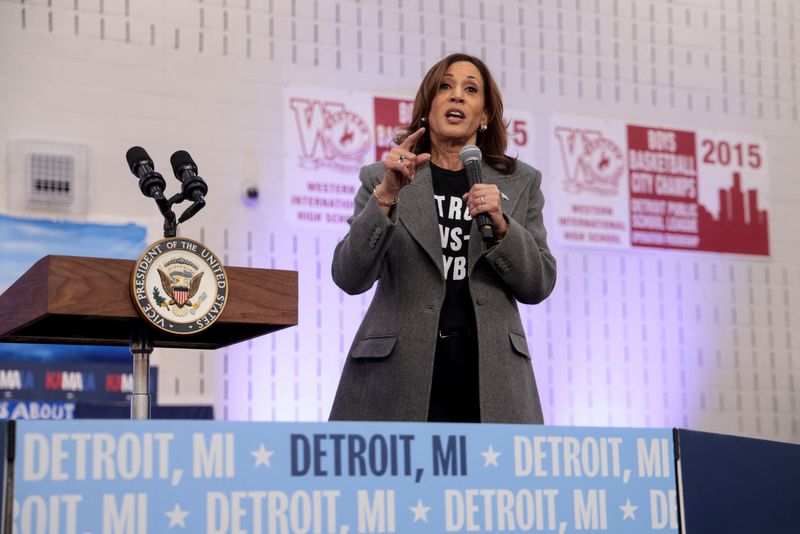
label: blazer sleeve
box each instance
[484,165,557,304]
[331,163,398,295]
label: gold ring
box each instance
[398,155,406,162]
[481,196,485,205]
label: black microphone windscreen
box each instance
[170,150,197,176]
[459,144,482,165]
[126,146,152,173]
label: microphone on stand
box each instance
[459,145,495,243]
[170,150,208,202]
[126,147,175,234]
[126,146,166,200]
[169,150,207,223]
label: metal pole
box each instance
[129,329,153,420]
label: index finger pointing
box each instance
[400,127,426,150]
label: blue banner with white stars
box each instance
[10,420,677,533]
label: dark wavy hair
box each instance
[394,53,515,174]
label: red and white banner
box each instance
[373,96,414,163]
[505,111,536,168]
[694,130,769,255]
[284,87,373,227]
[285,85,537,229]
[550,115,630,248]
[550,115,769,256]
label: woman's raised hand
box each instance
[380,127,432,197]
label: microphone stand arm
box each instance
[149,190,178,238]
[156,193,205,237]
[177,195,206,224]
[162,211,178,238]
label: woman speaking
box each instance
[330,53,556,423]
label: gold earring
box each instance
[479,124,487,132]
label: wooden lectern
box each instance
[0,255,298,418]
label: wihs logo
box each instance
[554,127,624,196]
[289,98,371,174]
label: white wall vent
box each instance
[6,140,89,215]
[29,152,74,204]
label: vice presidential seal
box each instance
[131,237,228,334]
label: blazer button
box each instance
[476,296,484,305]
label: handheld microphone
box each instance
[126,146,166,199]
[169,150,208,202]
[459,145,495,243]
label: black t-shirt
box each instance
[431,163,475,329]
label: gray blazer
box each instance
[330,159,557,423]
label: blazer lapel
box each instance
[399,165,444,278]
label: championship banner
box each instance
[285,86,537,230]
[10,420,677,533]
[505,110,537,167]
[550,115,769,256]
[694,129,768,255]
[373,96,414,163]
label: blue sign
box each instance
[0,360,157,403]
[0,400,74,420]
[10,421,678,533]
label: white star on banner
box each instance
[410,499,431,522]
[251,443,275,467]
[620,498,638,520]
[481,445,501,467]
[165,503,189,528]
